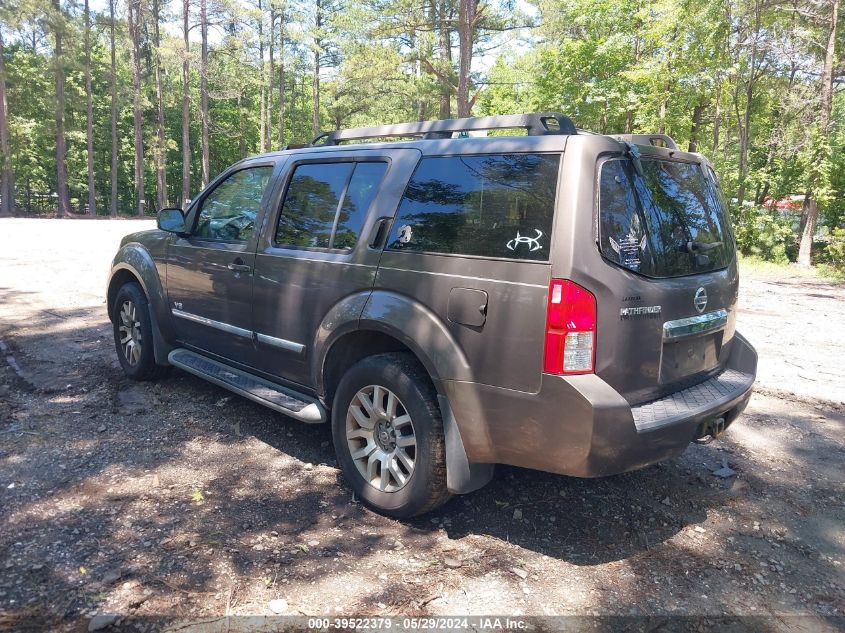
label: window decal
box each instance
[506,229,544,253]
[397,224,413,244]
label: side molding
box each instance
[438,394,494,494]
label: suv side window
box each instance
[275,161,388,250]
[334,163,389,249]
[194,166,273,242]
[386,153,560,261]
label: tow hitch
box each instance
[694,416,726,445]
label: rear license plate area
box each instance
[660,332,722,384]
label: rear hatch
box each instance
[592,149,738,404]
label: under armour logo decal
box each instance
[507,229,544,252]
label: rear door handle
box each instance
[227,258,252,273]
[369,216,393,249]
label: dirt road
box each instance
[0,218,842,631]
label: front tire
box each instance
[112,282,167,381]
[331,353,451,518]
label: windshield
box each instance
[599,157,732,278]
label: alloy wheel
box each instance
[118,300,143,366]
[346,385,416,492]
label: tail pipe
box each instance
[694,417,726,445]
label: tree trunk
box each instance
[0,29,14,217]
[129,0,145,215]
[258,0,266,152]
[152,0,168,209]
[736,75,754,204]
[278,6,285,146]
[818,3,838,133]
[238,92,247,158]
[312,0,322,137]
[624,34,641,133]
[109,0,118,216]
[735,0,761,207]
[688,103,704,152]
[181,0,191,209]
[798,193,819,266]
[798,0,840,266]
[456,0,477,118]
[200,0,210,188]
[438,0,452,119]
[268,6,275,151]
[53,0,70,217]
[84,0,96,214]
[712,79,722,154]
[735,120,748,205]
[658,79,669,135]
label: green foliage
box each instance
[0,0,843,244]
[733,206,796,264]
[816,227,845,271]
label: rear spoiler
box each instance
[609,134,678,150]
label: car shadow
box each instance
[1,294,843,622]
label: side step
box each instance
[168,349,326,423]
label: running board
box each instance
[167,349,326,423]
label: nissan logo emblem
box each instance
[694,287,708,313]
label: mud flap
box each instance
[438,394,494,494]
[148,306,173,367]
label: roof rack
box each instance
[609,133,678,151]
[308,112,578,146]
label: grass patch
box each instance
[738,255,845,283]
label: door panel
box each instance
[250,149,422,385]
[376,152,562,393]
[166,162,278,362]
[167,241,257,359]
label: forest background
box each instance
[0,0,842,268]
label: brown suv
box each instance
[107,113,757,517]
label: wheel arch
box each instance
[316,291,491,495]
[314,289,472,401]
[107,267,144,323]
[107,244,174,366]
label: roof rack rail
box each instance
[609,133,678,151]
[308,112,578,146]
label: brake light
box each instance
[544,279,597,375]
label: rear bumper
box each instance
[443,332,757,478]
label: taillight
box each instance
[544,279,597,375]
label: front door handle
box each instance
[227,258,251,273]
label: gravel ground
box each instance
[0,218,843,632]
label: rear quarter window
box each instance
[387,153,560,261]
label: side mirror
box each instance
[157,208,188,235]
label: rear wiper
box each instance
[678,240,723,253]
[623,142,644,177]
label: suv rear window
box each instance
[387,153,560,261]
[599,158,732,278]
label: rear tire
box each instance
[112,282,168,381]
[331,353,451,518]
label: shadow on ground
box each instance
[1,294,843,628]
